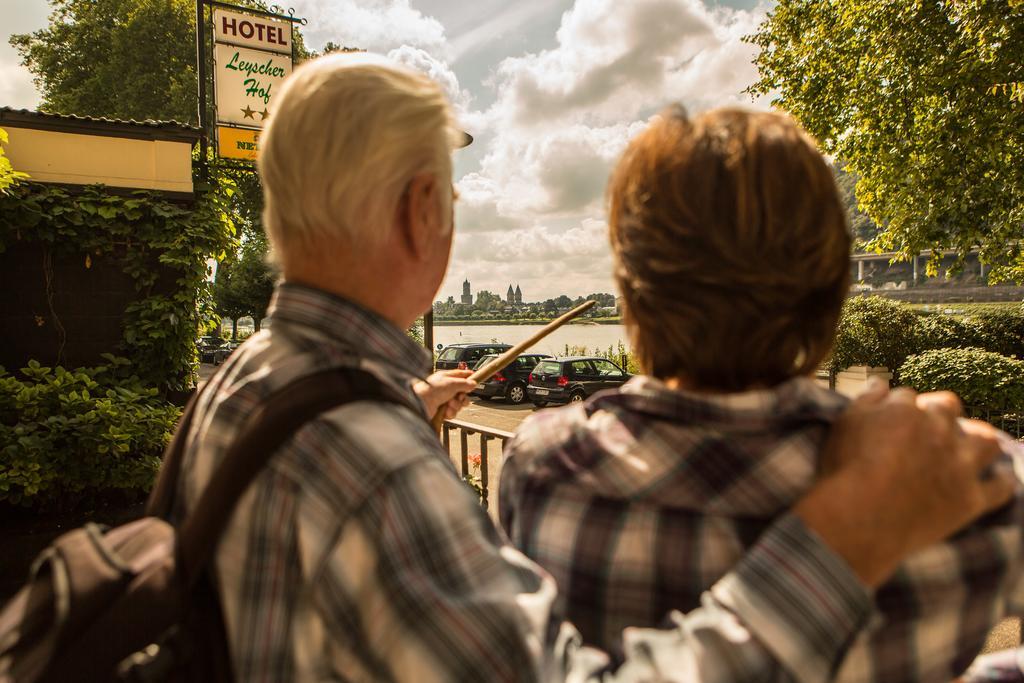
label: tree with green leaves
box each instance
[213,232,276,337]
[833,161,880,250]
[474,290,501,310]
[748,0,1024,283]
[12,0,311,124]
[12,0,199,123]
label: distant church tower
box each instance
[506,284,515,304]
[461,279,473,305]
[515,284,522,305]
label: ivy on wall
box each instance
[0,175,236,391]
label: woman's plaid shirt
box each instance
[174,283,873,682]
[500,375,1024,683]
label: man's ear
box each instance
[397,173,440,260]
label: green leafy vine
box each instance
[0,175,236,391]
[0,128,29,195]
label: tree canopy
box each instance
[748,0,1024,282]
[834,161,880,249]
[12,0,199,123]
[12,0,310,124]
[213,231,275,336]
[473,290,502,310]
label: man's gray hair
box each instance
[259,52,460,257]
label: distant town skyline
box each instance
[445,278,617,305]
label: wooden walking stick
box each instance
[430,300,597,434]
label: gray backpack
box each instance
[0,367,415,682]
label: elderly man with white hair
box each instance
[175,52,1011,682]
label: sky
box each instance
[1,0,773,302]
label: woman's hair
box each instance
[259,52,462,258]
[607,106,851,391]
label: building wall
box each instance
[3,127,194,194]
[0,241,177,371]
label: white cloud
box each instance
[484,0,766,130]
[387,45,472,113]
[0,59,39,110]
[448,0,555,62]
[461,217,610,263]
[294,0,448,56]
[454,173,520,234]
[461,121,644,223]
[438,0,770,301]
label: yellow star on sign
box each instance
[259,108,270,120]
[241,105,256,119]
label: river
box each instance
[431,323,631,357]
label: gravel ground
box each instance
[983,618,1021,653]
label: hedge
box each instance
[917,313,980,352]
[828,297,923,379]
[830,297,1024,377]
[0,357,180,511]
[899,348,1024,415]
[917,310,1024,359]
[972,311,1024,359]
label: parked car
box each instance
[213,340,241,365]
[197,336,227,364]
[527,356,631,407]
[435,342,511,371]
[470,353,554,405]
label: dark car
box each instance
[527,357,630,407]
[197,336,227,364]
[470,353,554,405]
[213,340,241,365]
[435,343,511,371]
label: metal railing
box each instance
[442,419,515,509]
[965,407,1024,440]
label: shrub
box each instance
[0,358,180,511]
[916,309,1024,360]
[970,310,1024,360]
[828,296,922,379]
[595,342,640,374]
[899,348,1024,415]
[916,313,982,351]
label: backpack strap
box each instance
[146,390,204,520]
[174,366,422,587]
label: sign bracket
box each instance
[207,1,307,25]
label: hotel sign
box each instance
[212,7,294,159]
[213,8,291,54]
[214,44,291,127]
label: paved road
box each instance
[199,362,216,383]
[455,396,538,433]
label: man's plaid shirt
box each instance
[500,375,1024,682]
[174,283,875,682]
